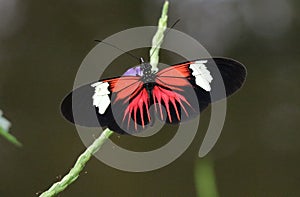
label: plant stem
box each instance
[39,128,114,197]
[150,0,169,72]
[40,1,169,196]
[195,157,219,197]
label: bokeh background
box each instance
[0,0,299,196]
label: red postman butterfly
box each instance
[61,57,246,134]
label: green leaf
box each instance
[0,126,22,147]
[0,110,22,147]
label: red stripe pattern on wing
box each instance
[104,76,142,103]
[154,62,195,123]
[104,76,151,131]
[123,88,151,130]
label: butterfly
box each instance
[61,57,246,134]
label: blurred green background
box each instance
[0,0,300,196]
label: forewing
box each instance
[60,76,146,134]
[154,57,246,124]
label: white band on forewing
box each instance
[91,82,111,114]
[189,60,213,91]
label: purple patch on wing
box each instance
[123,66,143,76]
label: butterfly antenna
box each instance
[94,40,143,63]
[149,19,181,59]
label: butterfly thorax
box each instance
[141,62,156,84]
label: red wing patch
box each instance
[152,86,191,123]
[104,76,151,131]
[104,76,142,103]
[156,62,192,77]
[154,63,196,123]
[155,62,193,91]
[123,88,151,130]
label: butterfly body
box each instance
[61,58,246,134]
[140,63,156,83]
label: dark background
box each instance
[0,0,299,196]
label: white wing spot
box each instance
[91,82,111,114]
[189,60,213,91]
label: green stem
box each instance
[39,129,114,197]
[195,157,219,197]
[40,1,169,196]
[150,0,169,72]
